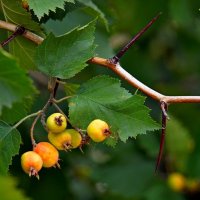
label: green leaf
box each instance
[0,0,43,70]
[29,0,75,20]
[9,37,38,70]
[0,96,34,124]
[36,20,96,79]
[0,121,21,175]
[64,83,80,96]
[0,49,35,114]
[165,115,194,172]
[69,76,159,142]
[77,0,109,30]
[0,175,31,200]
[0,0,41,31]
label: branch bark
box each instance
[1,20,200,104]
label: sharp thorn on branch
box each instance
[109,12,162,65]
[0,25,26,47]
[155,101,168,173]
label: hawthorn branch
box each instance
[1,20,200,104]
[0,20,43,45]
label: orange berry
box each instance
[46,113,67,133]
[21,151,43,179]
[87,119,110,142]
[34,142,59,168]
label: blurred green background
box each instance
[1,0,200,199]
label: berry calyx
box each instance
[87,119,110,142]
[168,173,186,192]
[46,113,67,133]
[48,130,72,150]
[21,151,43,179]
[33,142,59,168]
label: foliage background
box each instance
[0,0,200,199]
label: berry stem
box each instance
[52,102,84,137]
[52,96,72,104]
[30,115,40,147]
[109,12,162,64]
[12,111,42,130]
[30,95,52,147]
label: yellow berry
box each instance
[46,113,67,133]
[48,130,72,150]
[67,129,82,149]
[168,173,186,192]
[87,119,110,142]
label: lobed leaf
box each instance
[69,76,159,143]
[29,0,75,20]
[36,20,96,79]
[0,121,21,175]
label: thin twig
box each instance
[30,115,40,147]
[30,97,52,147]
[12,111,42,129]
[52,102,69,120]
[52,96,72,104]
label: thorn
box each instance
[0,25,26,47]
[109,12,162,64]
[56,162,61,169]
[160,101,170,119]
[79,146,84,154]
[36,174,40,180]
[155,101,168,173]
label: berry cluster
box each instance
[168,172,200,193]
[21,113,111,179]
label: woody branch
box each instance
[1,19,200,104]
